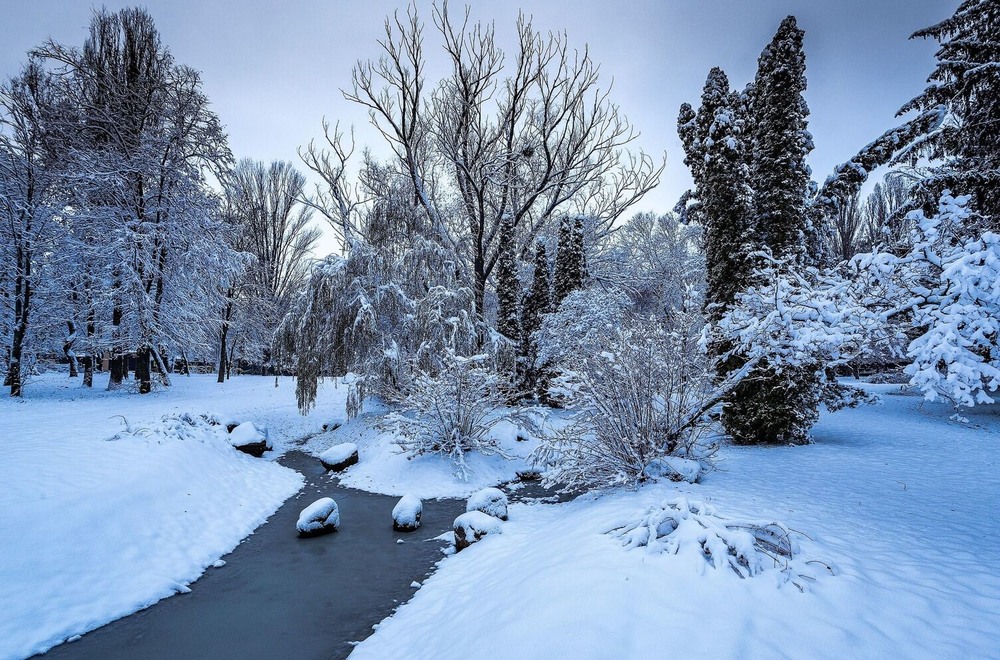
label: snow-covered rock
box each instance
[453,511,503,552]
[466,487,508,521]
[642,457,702,483]
[319,442,359,471]
[296,497,340,537]
[392,494,423,532]
[228,421,271,457]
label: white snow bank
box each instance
[352,383,1000,659]
[0,372,346,659]
[466,487,509,521]
[392,494,423,530]
[296,497,340,534]
[301,405,540,498]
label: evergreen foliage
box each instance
[900,0,1000,226]
[553,216,587,308]
[495,214,520,341]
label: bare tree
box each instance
[0,62,65,396]
[342,3,662,316]
[220,159,319,380]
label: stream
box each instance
[39,451,467,660]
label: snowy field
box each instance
[353,383,1000,659]
[0,372,343,659]
[2,375,999,659]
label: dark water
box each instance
[39,452,466,660]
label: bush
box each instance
[383,350,511,479]
[531,310,730,490]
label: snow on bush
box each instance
[383,350,512,480]
[608,498,817,586]
[720,193,1000,408]
[466,487,508,521]
[531,299,742,490]
[296,497,340,536]
[392,494,423,531]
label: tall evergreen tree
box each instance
[900,0,1000,225]
[553,215,586,308]
[520,243,550,396]
[495,213,520,341]
[751,16,814,263]
[678,67,755,323]
[725,15,820,445]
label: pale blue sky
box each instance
[1,1,955,251]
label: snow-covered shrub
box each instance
[722,193,1000,408]
[532,305,738,490]
[383,350,511,480]
[608,498,807,582]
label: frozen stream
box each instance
[38,451,466,660]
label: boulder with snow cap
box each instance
[297,497,340,537]
[466,487,508,521]
[392,494,423,531]
[229,421,271,457]
[453,511,503,551]
[319,442,359,471]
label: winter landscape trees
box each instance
[2,0,998,478]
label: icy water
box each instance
[39,451,466,660]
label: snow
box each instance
[392,494,423,529]
[351,383,1000,658]
[453,511,504,540]
[466,487,509,520]
[320,441,359,465]
[296,497,341,534]
[0,372,344,659]
[301,405,539,498]
[228,421,267,447]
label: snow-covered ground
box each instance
[352,383,1000,659]
[0,372,344,660]
[3,375,998,659]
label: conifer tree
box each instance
[495,214,520,341]
[725,15,820,445]
[553,215,586,308]
[901,0,1000,225]
[678,67,755,323]
[520,243,551,395]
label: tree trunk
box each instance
[9,325,25,397]
[83,356,94,388]
[218,323,228,384]
[108,304,124,390]
[64,321,78,378]
[136,345,152,394]
[152,348,171,387]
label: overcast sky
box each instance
[1,0,955,253]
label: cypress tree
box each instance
[724,15,820,445]
[520,243,551,396]
[495,214,520,341]
[679,67,755,323]
[553,215,586,308]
